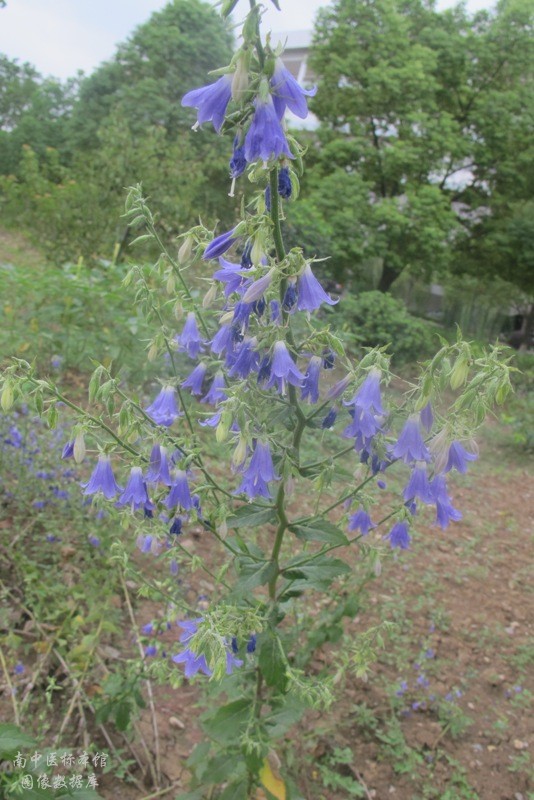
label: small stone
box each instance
[169,716,185,730]
[513,739,528,751]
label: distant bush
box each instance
[326,290,438,364]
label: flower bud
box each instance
[178,236,193,265]
[202,283,218,308]
[73,432,86,464]
[1,382,14,412]
[232,436,248,469]
[217,520,228,539]
[231,53,249,102]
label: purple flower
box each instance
[227,337,260,379]
[244,95,293,163]
[396,680,408,697]
[345,369,384,415]
[246,634,257,653]
[403,463,433,504]
[169,517,183,536]
[141,623,154,635]
[444,441,478,474]
[181,363,208,396]
[225,650,244,675]
[170,559,179,576]
[145,645,158,657]
[282,281,298,312]
[420,402,434,432]
[342,406,382,452]
[270,300,281,323]
[181,74,232,133]
[242,268,274,304]
[88,535,100,547]
[145,387,180,427]
[429,475,462,529]
[117,466,151,511]
[323,349,335,370]
[164,470,193,511]
[229,137,247,178]
[265,340,305,393]
[176,312,205,359]
[201,371,227,405]
[204,227,238,260]
[301,356,322,404]
[14,662,25,675]
[296,264,338,312]
[387,521,411,550]
[173,618,212,678]
[145,444,173,486]
[348,508,375,535]
[322,406,338,429]
[270,58,317,119]
[82,455,122,500]
[265,166,293,211]
[235,440,279,500]
[61,440,74,459]
[213,257,250,297]
[327,374,352,401]
[210,323,234,356]
[390,416,431,464]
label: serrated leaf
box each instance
[0,723,37,758]
[202,698,251,743]
[289,518,349,546]
[258,634,288,691]
[227,505,277,529]
[233,557,277,595]
[283,554,351,591]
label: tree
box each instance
[299,0,533,293]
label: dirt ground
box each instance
[91,424,533,800]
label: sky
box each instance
[0,0,494,81]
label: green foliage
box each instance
[325,290,437,363]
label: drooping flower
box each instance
[225,650,244,675]
[345,369,384,415]
[229,136,247,178]
[172,618,212,678]
[213,257,251,297]
[270,58,317,119]
[420,402,434,432]
[265,166,292,211]
[387,521,411,550]
[265,340,305,393]
[169,517,183,536]
[282,281,298,312]
[301,356,322,404]
[390,416,431,464]
[444,441,478,474]
[429,475,462,529]
[82,455,122,500]
[201,371,227,405]
[164,470,193,511]
[242,268,275,304]
[348,508,375,535]
[403,463,433,504]
[145,444,173,486]
[244,95,293,163]
[203,227,239,260]
[323,349,335,370]
[235,440,279,500]
[181,363,208,396]
[117,466,152,511]
[176,312,205,359]
[296,264,338,312]
[227,337,260,379]
[327,374,352,401]
[145,386,180,427]
[322,406,338,429]
[61,440,74,459]
[181,74,232,133]
[246,634,257,653]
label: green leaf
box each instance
[202,698,251,743]
[0,722,37,758]
[233,557,277,595]
[258,634,288,691]
[289,518,349,546]
[219,778,249,800]
[283,554,351,591]
[227,505,277,529]
[114,700,131,731]
[204,752,247,784]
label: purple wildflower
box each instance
[145,444,173,486]
[301,356,322,403]
[225,650,244,675]
[235,440,279,500]
[164,470,193,511]
[181,363,208,396]
[270,58,317,119]
[327,374,352,401]
[429,475,462,529]
[396,680,408,697]
[227,337,260,379]
[82,455,122,500]
[210,323,234,356]
[145,387,180,427]
[420,402,434,432]
[181,74,232,133]
[390,416,431,464]
[61,441,74,459]
[117,466,151,511]
[169,517,183,536]
[445,441,478,474]
[201,371,227,405]
[345,369,384,415]
[145,645,158,657]
[387,521,411,550]
[282,281,298,312]
[213,257,250,297]
[177,312,205,359]
[242,268,274,304]
[265,340,305,393]
[403,463,433,504]
[229,137,247,178]
[322,406,338,429]
[270,300,281,324]
[141,623,154,635]
[296,264,338,312]
[323,349,335,370]
[244,95,293,163]
[14,662,25,675]
[246,634,257,653]
[348,508,375,535]
[172,618,212,678]
[204,227,238,260]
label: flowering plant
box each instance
[0,0,513,796]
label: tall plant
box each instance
[1,0,512,797]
